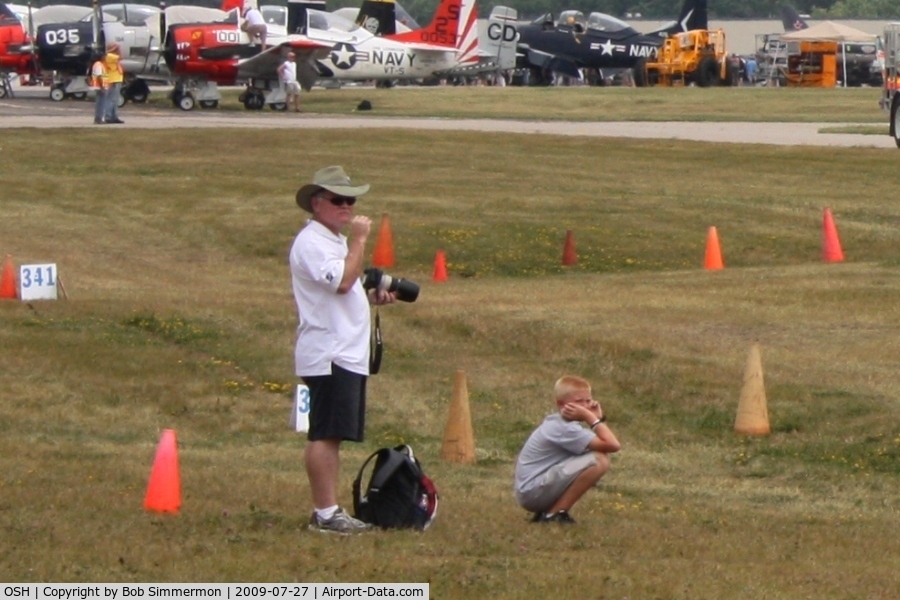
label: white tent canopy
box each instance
[781,21,876,43]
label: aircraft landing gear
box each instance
[49,85,65,102]
[270,102,286,111]
[199,100,219,109]
[125,79,150,104]
[178,92,195,111]
[239,89,265,110]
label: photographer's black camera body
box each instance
[362,268,419,303]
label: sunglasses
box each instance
[328,196,357,206]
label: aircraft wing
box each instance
[236,39,330,91]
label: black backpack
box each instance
[352,445,438,530]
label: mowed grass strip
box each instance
[1,128,899,596]
[142,84,890,123]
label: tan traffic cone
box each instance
[143,429,182,513]
[734,343,770,435]
[441,369,476,464]
[371,213,394,268]
[562,230,577,266]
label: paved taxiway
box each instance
[0,89,894,149]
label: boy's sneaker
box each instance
[308,507,373,534]
[542,510,576,524]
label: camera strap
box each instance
[370,308,383,375]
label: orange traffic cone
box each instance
[433,250,448,282]
[440,370,476,464]
[734,343,770,436]
[822,208,845,263]
[143,429,182,514]
[1,255,16,300]
[562,230,577,266]
[371,213,394,268]
[704,226,724,270]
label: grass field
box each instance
[151,84,889,123]
[1,88,900,596]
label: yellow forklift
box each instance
[640,29,734,87]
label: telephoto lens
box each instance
[363,268,419,302]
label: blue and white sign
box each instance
[19,263,58,301]
[291,384,310,433]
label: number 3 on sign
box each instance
[19,263,58,300]
[291,384,310,433]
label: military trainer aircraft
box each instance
[163,0,481,110]
[514,0,706,85]
[0,2,38,95]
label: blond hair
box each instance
[553,375,591,403]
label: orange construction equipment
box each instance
[440,370,476,464]
[371,213,395,268]
[785,40,837,87]
[562,230,577,266]
[822,208,845,263]
[704,226,724,270]
[432,250,448,282]
[0,255,17,300]
[143,429,182,514]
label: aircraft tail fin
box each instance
[220,0,244,13]
[781,4,808,31]
[356,0,399,36]
[478,6,518,70]
[388,0,478,62]
[0,3,17,21]
[649,0,706,37]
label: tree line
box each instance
[369,0,900,21]
[24,0,900,21]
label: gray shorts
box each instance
[515,453,598,513]
[285,81,301,95]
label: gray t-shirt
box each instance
[514,413,596,494]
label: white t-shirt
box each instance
[280,60,297,84]
[244,7,265,26]
[290,219,371,376]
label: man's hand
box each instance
[368,288,396,305]
[349,215,371,241]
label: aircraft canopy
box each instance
[586,12,631,33]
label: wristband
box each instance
[590,418,602,428]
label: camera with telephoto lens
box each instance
[362,268,419,303]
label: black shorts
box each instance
[302,363,367,442]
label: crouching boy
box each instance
[514,375,621,524]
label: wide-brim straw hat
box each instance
[296,166,370,212]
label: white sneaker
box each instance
[308,507,373,534]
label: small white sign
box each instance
[290,384,310,433]
[19,263,58,301]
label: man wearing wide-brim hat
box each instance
[289,165,395,534]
